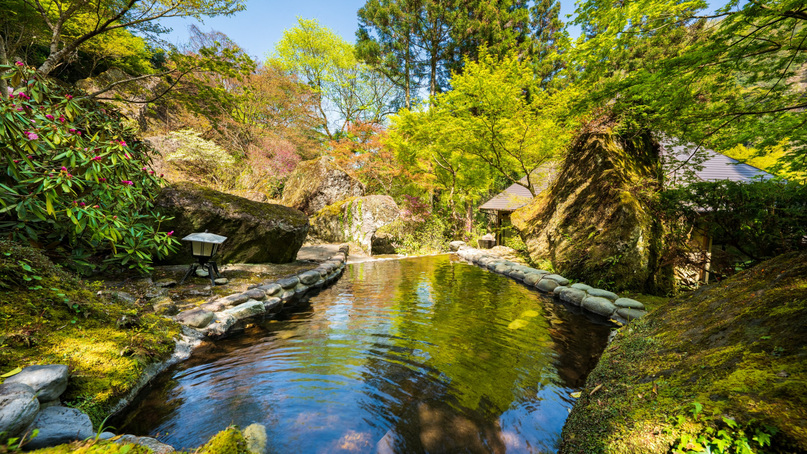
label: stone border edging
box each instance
[172,244,350,340]
[450,242,647,323]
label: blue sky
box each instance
[161,0,586,61]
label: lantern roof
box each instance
[181,232,228,244]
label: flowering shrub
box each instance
[0,63,178,273]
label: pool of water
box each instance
[117,255,612,453]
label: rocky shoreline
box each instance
[452,242,648,323]
[0,246,350,452]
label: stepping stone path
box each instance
[453,243,647,323]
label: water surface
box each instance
[119,255,611,453]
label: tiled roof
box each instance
[661,143,776,185]
[478,177,534,212]
[479,145,777,212]
[479,162,559,212]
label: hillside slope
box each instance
[561,251,807,453]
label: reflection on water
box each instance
[118,255,612,453]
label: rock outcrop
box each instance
[309,196,400,254]
[512,130,671,293]
[155,182,309,264]
[281,157,365,215]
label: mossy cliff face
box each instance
[281,157,365,215]
[0,242,180,426]
[512,131,670,293]
[309,195,400,254]
[560,251,807,453]
[155,182,309,264]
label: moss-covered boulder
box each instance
[512,130,670,293]
[560,251,807,453]
[281,157,365,215]
[155,182,309,264]
[310,195,400,254]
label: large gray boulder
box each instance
[155,182,309,264]
[281,157,365,215]
[23,406,94,450]
[0,383,39,440]
[310,195,400,254]
[4,365,68,403]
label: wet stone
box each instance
[582,296,618,317]
[542,274,570,286]
[299,270,321,285]
[523,273,543,286]
[242,289,266,301]
[615,298,645,310]
[276,277,300,289]
[259,283,282,296]
[24,406,94,450]
[4,365,68,402]
[571,283,593,291]
[587,288,619,301]
[536,278,559,293]
[0,382,39,439]
[175,309,214,328]
[264,298,283,313]
[557,287,587,306]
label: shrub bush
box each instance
[0,63,177,273]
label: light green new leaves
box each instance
[389,51,576,206]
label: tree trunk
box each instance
[0,34,8,96]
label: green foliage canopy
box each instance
[271,18,402,140]
[389,52,575,210]
[571,0,807,175]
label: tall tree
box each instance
[271,18,402,140]
[389,52,576,221]
[357,0,425,109]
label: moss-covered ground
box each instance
[7,426,252,454]
[560,251,807,453]
[0,241,180,427]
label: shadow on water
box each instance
[116,255,613,453]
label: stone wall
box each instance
[452,242,647,323]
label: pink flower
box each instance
[8,94,14,99]
[69,129,76,133]
[58,116,65,123]
[119,141,127,147]
[124,154,130,159]
[15,61,23,66]
[92,156,102,161]
[167,231,174,236]
[79,202,86,207]
[60,166,67,171]
[24,131,39,140]
[121,180,134,185]
[159,174,164,177]
[142,167,147,171]
[99,178,107,182]
[66,95,73,100]
[13,160,19,163]
[45,114,54,120]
